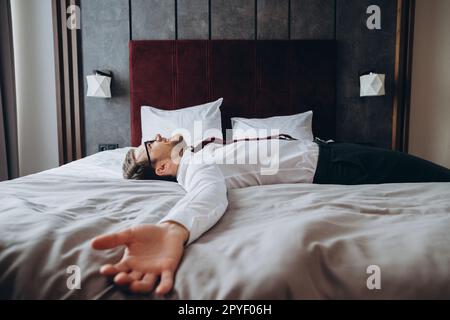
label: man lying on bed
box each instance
[91,133,450,296]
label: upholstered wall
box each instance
[81,0,398,155]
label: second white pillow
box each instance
[231,110,314,141]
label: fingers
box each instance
[91,229,133,250]
[100,264,118,276]
[99,261,129,276]
[113,270,143,286]
[155,270,174,296]
[128,271,144,281]
[101,266,174,295]
[114,272,131,285]
[129,273,157,294]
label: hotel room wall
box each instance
[81,0,131,157]
[10,0,60,176]
[409,0,450,168]
[81,0,398,155]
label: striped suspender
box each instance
[189,134,298,153]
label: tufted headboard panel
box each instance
[129,40,336,146]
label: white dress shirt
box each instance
[159,139,319,244]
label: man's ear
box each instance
[155,162,167,176]
[156,160,175,177]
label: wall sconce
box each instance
[360,72,385,97]
[87,70,112,98]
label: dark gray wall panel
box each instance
[291,0,335,39]
[80,0,399,153]
[336,0,397,148]
[178,0,209,39]
[211,0,255,39]
[81,0,130,155]
[131,0,175,40]
[257,0,289,39]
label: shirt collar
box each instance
[175,148,192,182]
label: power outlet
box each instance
[98,144,119,152]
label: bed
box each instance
[1,148,450,299]
[1,40,450,299]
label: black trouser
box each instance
[312,142,450,185]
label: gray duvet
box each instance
[1,148,450,299]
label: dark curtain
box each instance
[0,0,19,181]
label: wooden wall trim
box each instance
[392,0,402,151]
[51,0,64,164]
[51,0,84,164]
[61,0,74,163]
[393,0,415,152]
[70,0,84,159]
[401,0,415,152]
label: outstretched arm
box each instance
[91,221,188,296]
[160,163,229,244]
[92,163,228,295]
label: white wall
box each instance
[11,0,59,176]
[409,0,450,168]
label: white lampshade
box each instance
[87,72,112,98]
[360,73,385,97]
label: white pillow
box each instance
[141,98,223,146]
[231,110,314,141]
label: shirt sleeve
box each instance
[158,163,228,245]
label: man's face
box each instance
[145,134,184,166]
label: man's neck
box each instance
[173,145,189,180]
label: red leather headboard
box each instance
[129,40,336,147]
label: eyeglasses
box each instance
[144,140,155,167]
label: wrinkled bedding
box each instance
[1,148,450,299]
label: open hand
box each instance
[91,222,189,296]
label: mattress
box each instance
[1,148,450,299]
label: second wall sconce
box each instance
[87,70,112,98]
[360,72,385,97]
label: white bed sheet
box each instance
[1,148,450,299]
